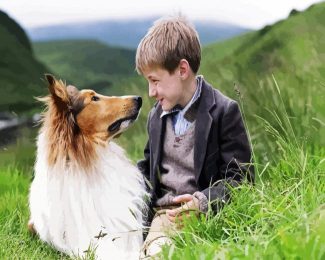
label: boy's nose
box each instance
[149,85,157,97]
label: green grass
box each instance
[161,130,325,259]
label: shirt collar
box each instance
[160,75,203,118]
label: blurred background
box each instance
[0,0,324,170]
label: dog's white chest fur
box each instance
[29,133,147,259]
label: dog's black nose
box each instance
[134,96,142,110]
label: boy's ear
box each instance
[45,74,69,103]
[179,59,190,78]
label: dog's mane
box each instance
[38,95,97,170]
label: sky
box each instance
[0,0,323,29]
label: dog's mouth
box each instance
[108,111,139,133]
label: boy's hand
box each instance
[166,194,200,224]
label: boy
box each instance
[136,16,254,257]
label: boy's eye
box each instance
[91,96,100,101]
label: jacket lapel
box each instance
[194,80,215,182]
[150,105,164,177]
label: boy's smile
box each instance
[142,63,197,112]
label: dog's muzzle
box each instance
[108,96,142,133]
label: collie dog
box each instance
[28,75,148,259]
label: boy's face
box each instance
[142,66,186,111]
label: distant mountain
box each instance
[27,18,249,48]
[0,10,48,112]
[33,40,136,90]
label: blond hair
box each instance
[136,16,201,74]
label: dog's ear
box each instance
[66,85,85,114]
[45,74,69,103]
[67,85,79,99]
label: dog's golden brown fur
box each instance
[38,75,141,170]
[29,75,147,259]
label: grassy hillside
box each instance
[33,40,137,91]
[199,3,325,159]
[0,10,48,113]
[201,3,325,87]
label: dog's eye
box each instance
[91,96,100,101]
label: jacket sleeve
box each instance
[201,100,254,213]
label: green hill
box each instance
[33,40,137,91]
[201,2,325,101]
[199,3,325,152]
[202,4,325,87]
[0,10,48,112]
